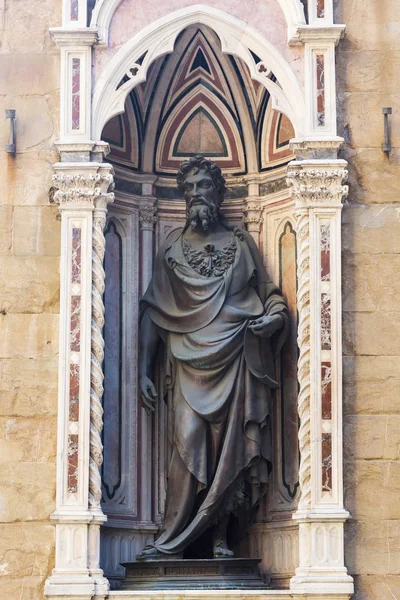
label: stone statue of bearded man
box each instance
[138,156,288,560]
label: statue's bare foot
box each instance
[212,535,234,558]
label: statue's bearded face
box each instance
[182,169,220,232]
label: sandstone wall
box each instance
[0,0,61,597]
[336,1,400,598]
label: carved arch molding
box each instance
[45,0,353,599]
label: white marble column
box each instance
[287,161,354,599]
[45,162,114,600]
[139,200,157,294]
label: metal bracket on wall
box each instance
[382,107,392,153]
[5,109,16,155]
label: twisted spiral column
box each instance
[90,195,114,510]
[294,207,312,510]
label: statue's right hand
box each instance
[139,376,158,415]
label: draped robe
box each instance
[140,228,288,555]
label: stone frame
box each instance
[45,1,354,599]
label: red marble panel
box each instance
[71,228,81,284]
[321,361,332,420]
[68,434,79,493]
[70,0,78,21]
[70,295,81,353]
[322,432,332,492]
[72,58,81,130]
[317,0,325,18]
[320,223,330,281]
[69,363,80,422]
[316,55,325,127]
[321,293,331,350]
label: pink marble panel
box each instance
[321,293,331,350]
[71,227,81,284]
[317,0,325,18]
[321,361,332,420]
[316,54,325,127]
[68,434,79,493]
[71,0,79,21]
[320,223,330,281]
[72,58,81,130]
[322,432,332,492]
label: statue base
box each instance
[120,558,268,590]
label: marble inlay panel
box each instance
[321,361,332,420]
[67,434,79,493]
[321,432,332,492]
[70,295,81,353]
[70,0,79,21]
[321,293,331,351]
[68,225,82,493]
[69,363,80,422]
[317,0,325,18]
[72,58,81,130]
[320,223,330,281]
[72,228,82,283]
[316,55,325,127]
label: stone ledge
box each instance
[108,592,291,600]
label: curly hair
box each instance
[176,155,226,205]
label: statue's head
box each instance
[177,155,226,232]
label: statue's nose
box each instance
[192,185,201,196]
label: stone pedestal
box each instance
[121,559,267,591]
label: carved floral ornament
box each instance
[52,172,115,207]
[286,168,349,206]
[139,203,158,225]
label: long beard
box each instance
[186,202,219,232]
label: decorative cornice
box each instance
[286,162,348,208]
[289,138,344,154]
[55,141,110,158]
[289,24,346,46]
[49,27,98,47]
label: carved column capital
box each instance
[286,160,348,209]
[52,164,115,210]
[243,200,263,232]
[139,202,158,230]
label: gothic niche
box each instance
[99,24,299,589]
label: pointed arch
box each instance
[92,5,305,141]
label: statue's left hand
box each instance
[249,314,283,338]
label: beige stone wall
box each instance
[0,0,61,598]
[336,1,400,598]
